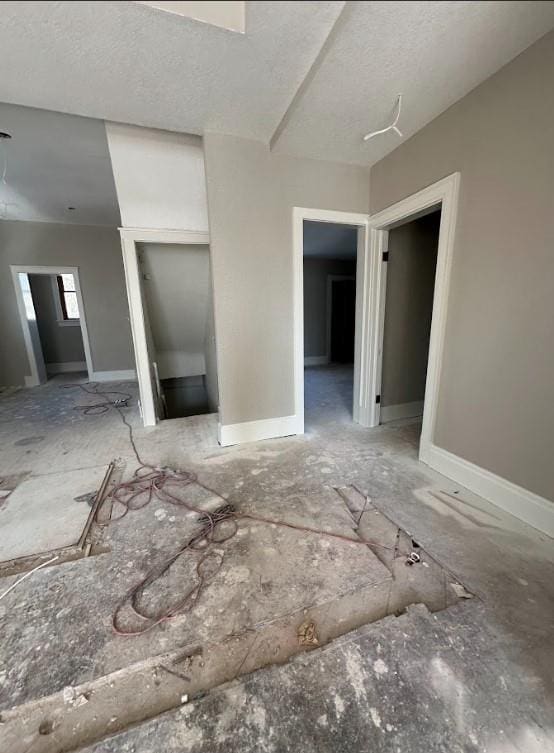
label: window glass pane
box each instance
[64,292,79,319]
[61,273,76,292]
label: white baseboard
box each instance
[46,361,87,375]
[91,370,137,382]
[304,356,329,367]
[381,400,424,423]
[218,414,299,447]
[424,443,554,538]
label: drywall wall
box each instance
[204,277,219,412]
[303,258,356,359]
[105,122,209,231]
[0,221,134,386]
[370,31,554,501]
[28,275,86,368]
[381,213,439,410]
[138,243,218,394]
[204,133,369,425]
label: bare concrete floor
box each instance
[0,368,553,751]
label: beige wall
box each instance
[204,133,369,425]
[106,123,209,232]
[381,214,439,408]
[370,32,554,500]
[0,220,134,386]
[303,258,356,359]
[138,243,212,379]
[204,276,219,413]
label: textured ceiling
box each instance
[0,102,119,226]
[0,1,343,141]
[0,0,553,226]
[303,221,358,259]
[272,1,554,165]
[0,1,551,169]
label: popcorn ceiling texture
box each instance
[0,2,552,166]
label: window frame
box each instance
[52,274,80,326]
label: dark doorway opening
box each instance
[330,278,356,363]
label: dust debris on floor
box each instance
[0,373,552,753]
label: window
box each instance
[55,274,80,322]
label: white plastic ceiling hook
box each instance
[363,94,403,142]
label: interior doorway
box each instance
[137,241,218,422]
[120,228,218,429]
[329,276,356,363]
[302,220,358,428]
[365,172,460,464]
[379,210,441,432]
[10,265,93,385]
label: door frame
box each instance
[10,265,93,386]
[326,274,356,365]
[292,207,370,434]
[119,227,210,426]
[367,172,460,463]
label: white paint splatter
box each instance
[345,648,368,702]
[317,714,328,727]
[386,723,393,732]
[334,695,345,718]
[373,658,388,676]
[154,508,166,520]
[370,707,382,729]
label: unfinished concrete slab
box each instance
[0,466,106,561]
[0,370,552,753]
[0,485,471,753]
[79,600,554,753]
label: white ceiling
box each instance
[0,1,551,168]
[272,1,554,165]
[303,221,358,259]
[0,1,553,225]
[0,102,120,226]
[0,1,343,142]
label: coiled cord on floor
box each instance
[62,382,394,636]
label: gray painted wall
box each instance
[204,133,369,425]
[381,214,439,408]
[370,31,554,501]
[303,258,356,359]
[0,220,134,386]
[29,274,86,366]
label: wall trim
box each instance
[380,400,424,423]
[366,172,461,461]
[91,370,136,382]
[218,415,299,447]
[47,361,87,375]
[304,355,329,367]
[424,443,554,538]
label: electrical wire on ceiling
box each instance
[363,94,403,142]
